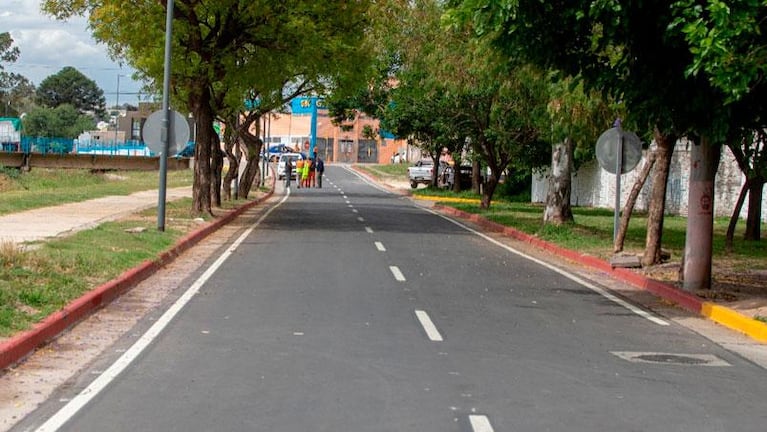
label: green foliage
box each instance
[0,32,36,117]
[452,0,729,141]
[497,171,532,202]
[21,104,95,139]
[35,67,106,118]
[671,0,767,102]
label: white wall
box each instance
[532,143,767,221]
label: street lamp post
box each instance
[114,74,124,144]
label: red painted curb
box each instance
[0,173,276,371]
[433,204,704,314]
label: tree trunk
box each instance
[725,180,749,251]
[210,132,223,208]
[430,153,440,188]
[480,175,499,209]
[615,150,657,252]
[190,89,214,216]
[237,126,263,199]
[744,179,764,241]
[222,122,239,201]
[543,138,574,225]
[642,129,676,266]
[682,136,721,291]
[472,159,481,194]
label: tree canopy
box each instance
[36,66,107,119]
[0,32,36,117]
[44,0,373,214]
[22,104,95,139]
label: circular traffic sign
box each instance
[595,127,642,174]
[142,110,190,155]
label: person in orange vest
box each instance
[295,158,304,189]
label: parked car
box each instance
[175,141,195,157]
[277,152,305,180]
[408,158,450,188]
[263,144,291,162]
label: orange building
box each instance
[254,97,409,164]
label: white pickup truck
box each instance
[407,159,435,188]
[408,158,453,189]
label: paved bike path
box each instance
[0,187,192,245]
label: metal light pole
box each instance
[113,74,124,145]
[157,0,174,232]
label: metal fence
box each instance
[2,137,155,156]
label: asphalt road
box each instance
[16,166,767,432]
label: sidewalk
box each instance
[0,187,192,245]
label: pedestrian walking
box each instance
[284,157,293,189]
[316,156,324,188]
[309,151,318,187]
[301,158,310,187]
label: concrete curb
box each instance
[434,204,767,344]
[0,172,276,370]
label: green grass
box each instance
[0,198,201,336]
[356,163,409,179]
[756,315,767,324]
[0,169,193,216]
[446,200,767,264]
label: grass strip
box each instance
[0,198,204,336]
[0,168,193,216]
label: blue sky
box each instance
[1,0,145,105]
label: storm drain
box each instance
[611,351,731,367]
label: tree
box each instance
[44,0,372,216]
[36,66,106,118]
[0,32,36,117]
[544,74,619,225]
[451,0,731,291]
[673,0,767,244]
[673,0,767,102]
[22,104,94,138]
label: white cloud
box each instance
[1,0,145,104]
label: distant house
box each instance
[0,117,22,152]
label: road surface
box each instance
[13,166,767,432]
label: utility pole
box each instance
[114,74,124,144]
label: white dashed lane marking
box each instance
[469,415,494,432]
[389,266,405,281]
[415,310,443,342]
[375,241,386,251]
[365,226,374,234]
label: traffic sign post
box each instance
[595,125,642,244]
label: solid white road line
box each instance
[365,226,374,234]
[415,310,444,342]
[389,265,406,281]
[375,241,386,251]
[424,208,669,326]
[33,191,292,432]
[469,415,495,432]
